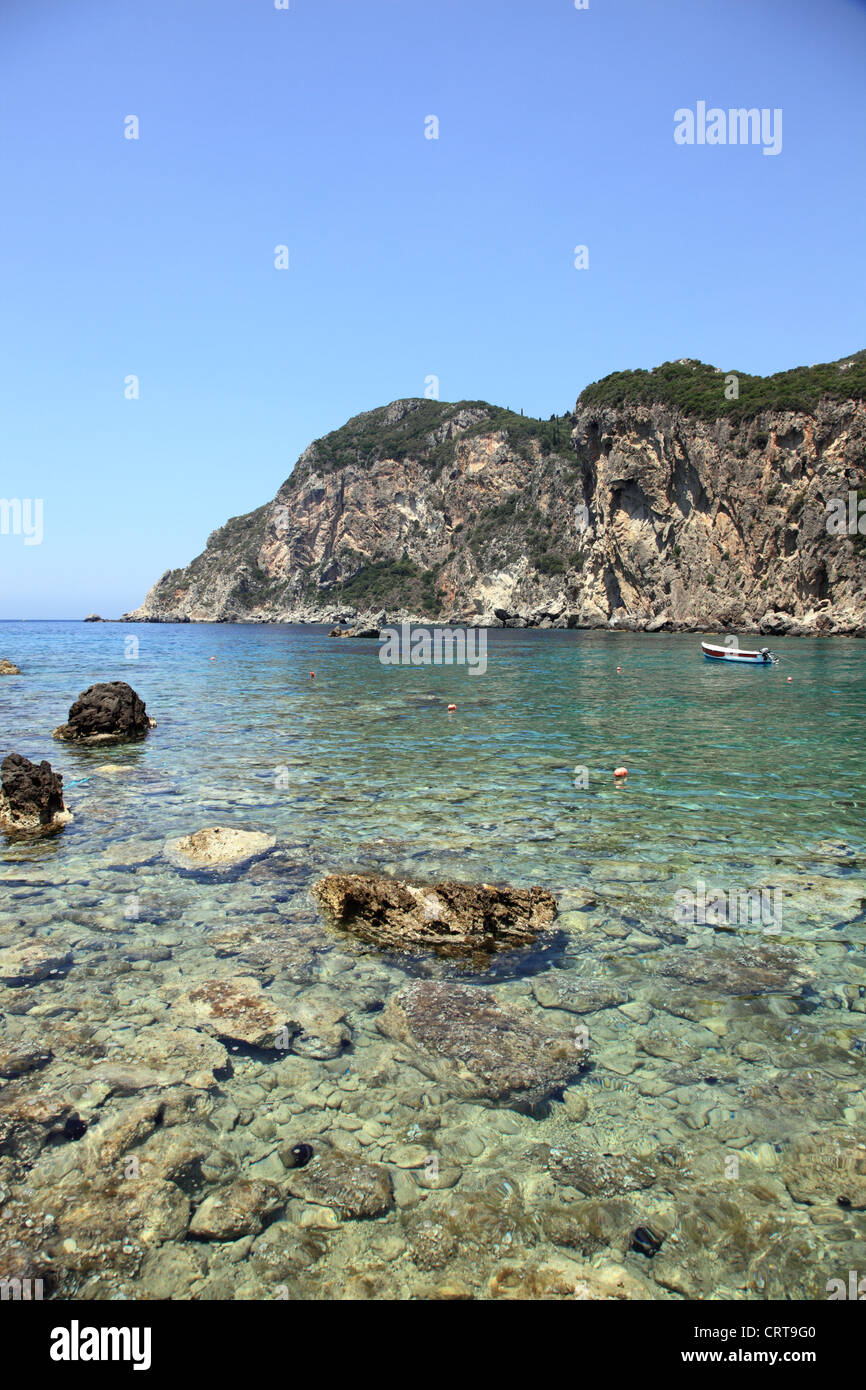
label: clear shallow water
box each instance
[1,621,864,1300]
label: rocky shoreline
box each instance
[116,608,865,636]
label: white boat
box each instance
[701,641,776,665]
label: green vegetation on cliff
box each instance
[322,556,443,614]
[577,351,866,423]
[298,400,576,479]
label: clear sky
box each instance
[1,0,864,618]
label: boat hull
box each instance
[701,642,772,664]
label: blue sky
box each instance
[1,0,864,618]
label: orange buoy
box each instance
[614,766,628,779]
[310,672,315,679]
[447,703,457,712]
[210,657,216,662]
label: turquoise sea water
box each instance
[1,621,864,1300]
[4,622,864,883]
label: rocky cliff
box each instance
[127,355,866,635]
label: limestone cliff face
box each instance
[127,381,866,635]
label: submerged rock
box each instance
[50,1175,191,1259]
[165,826,276,875]
[95,1026,229,1091]
[0,1044,53,1080]
[53,680,155,745]
[377,980,588,1109]
[189,1179,284,1241]
[313,873,557,958]
[280,1141,394,1219]
[0,940,73,985]
[543,1143,688,1198]
[0,1090,81,1168]
[168,977,288,1049]
[541,1198,636,1255]
[288,991,351,1060]
[168,976,350,1060]
[779,1136,866,1211]
[656,943,811,996]
[0,754,72,836]
[0,658,21,675]
[531,975,630,1014]
[487,1258,656,1301]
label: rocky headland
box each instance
[126,352,866,635]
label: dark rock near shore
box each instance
[377,980,589,1109]
[0,658,21,675]
[328,626,380,639]
[0,754,71,836]
[83,613,104,622]
[313,873,557,958]
[53,681,155,745]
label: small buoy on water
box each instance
[616,666,622,674]
[787,676,792,682]
[447,703,457,712]
[614,766,628,780]
[310,671,315,679]
[210,657,216,662]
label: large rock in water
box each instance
[0,754,72,836]
[0,659,21,675]
[313,873,557,958]
[377,981,589,1109]
[53,681,155,745]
